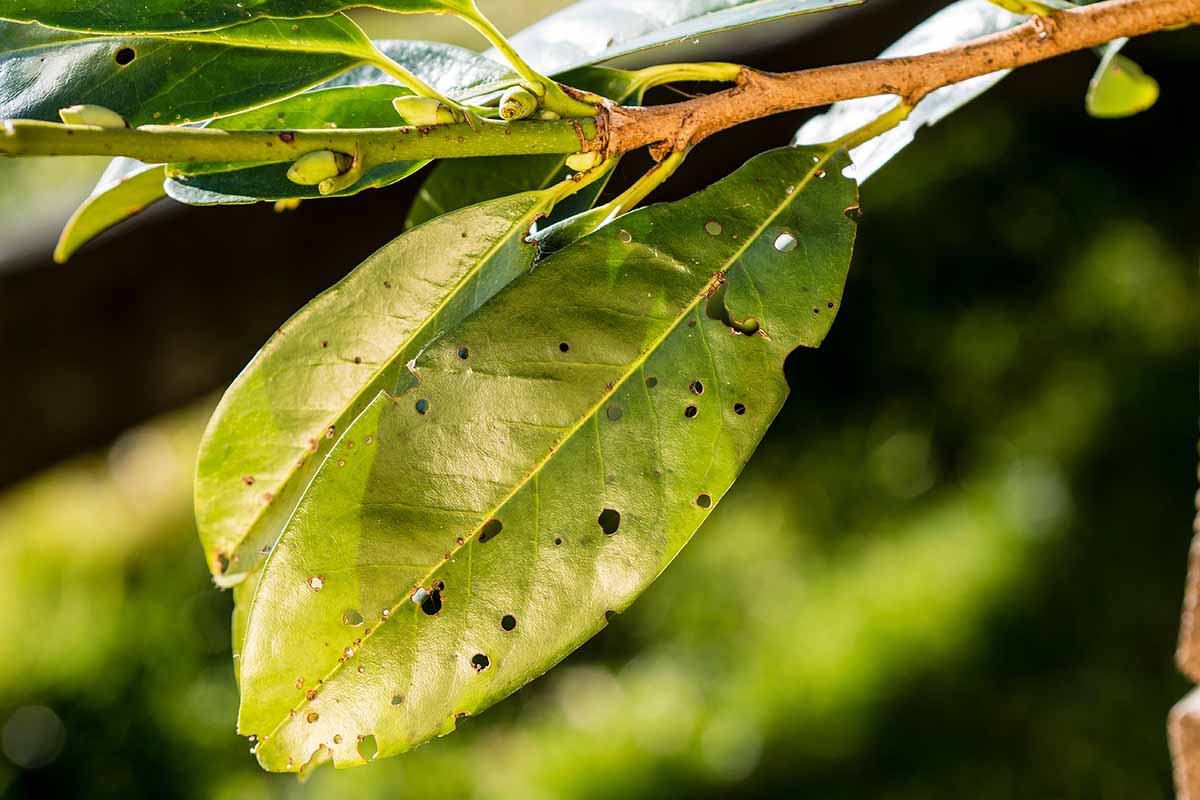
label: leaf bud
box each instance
[499,86,539,121]
[286,150,352,186]
[565,151,602,172]
[57,104,128,128]
[392,96,456,126]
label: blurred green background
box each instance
[0,2,1196,798]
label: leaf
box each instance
[0,0,476,35]
[405,66,642,229]
[164,85,425,205]
[502,0,863,75]
[1086,39,1158,119]
[53,158,164,263]
[237,143,857,770]
[195,185,580,586]
[793,0,1025,184]
[0,15,378,126]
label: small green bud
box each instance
[392,96,456,126]
[58,104,128,128]
[286,150,352,186]
[499,86,539,121]
[565,151,602,172]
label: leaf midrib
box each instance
[262,144,840,739]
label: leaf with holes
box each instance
[0,15,380,126]
[503,0,862,75]
[53,157,165,263]
[0,0,477,35]
[195,179,592,588]
[406,66,644,229]
[237,144,857,770]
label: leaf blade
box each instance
[53,158,165,263]
[195,188,565,585]
[502,0,862,75]
[239,144,858,769]
[0,1,477,34]
[0,15,376,126]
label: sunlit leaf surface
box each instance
[237,144,857,770]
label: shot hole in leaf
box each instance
[684,405,698,418]
[415,398,429,414]
[358,735,378,760]
[420,587,442,615]
[390,695,403,706]
[558,341,570,353]
[501,614,517,631]
[734,402,747,415]
[598,508,620,535]
[690,380,704,395]
[457,346,469,359]
[114,47,136,66]
[471,653,490,672]
[646,376,658,388]
[479,518,503,542]
[606,403,623,421]
[341,609,364,626]
[696,493,713,509]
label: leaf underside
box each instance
[238,144,857,771]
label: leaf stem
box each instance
[831,102,915,151]
[628,63,744,94]
[453,5,599,118]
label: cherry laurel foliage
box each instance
[0,0,1102,777]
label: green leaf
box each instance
[793,0,1024,183]
[0,15,378,126]
[405,66,642,229]
[237,144,857,770]
[165,85,425,205]
[0,0,476,35]
[504,0,863,75]
[1086,39,1158,119]
[53,157,164,263]
[195,185,580,586]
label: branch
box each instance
[0,0,1195,166]
[605,0,1200,155]
[0,118,596,165]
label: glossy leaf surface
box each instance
[405,66,642,228]
[793,0,1023,183]
[504,0,862,75]
[195,187,571,585]
[238,144,857,770]
[0,0,476,35]
[1086,39,1158,119]
[53,158,164,263]
[0,15,375,126]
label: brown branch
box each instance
[603,0,1200,157]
